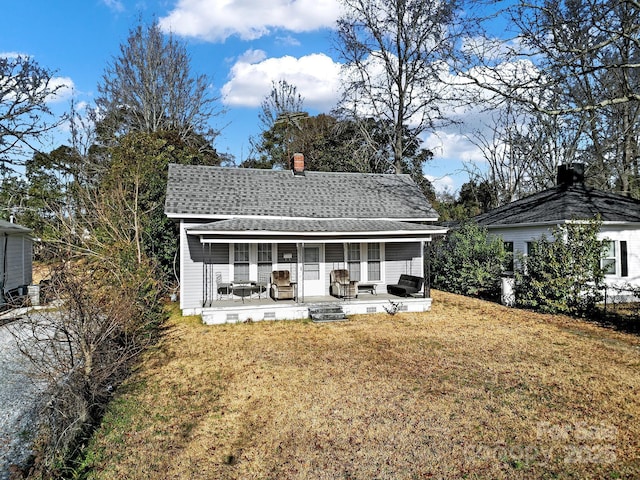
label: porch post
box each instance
[202,242,206,307]
[296,242,303,303]
[424,240,431,298]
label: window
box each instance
[234,243,250,281]
[257,244,272,282]
[367,243,381,281]
[526,242,534,255]
[504,241,514,272]
[232,243,276,282]
[600,240,629,277]
[602,241,616,275]
[347,243,361,281]
[345,243,383,283]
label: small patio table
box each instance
[232,282,254,303]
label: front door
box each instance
[302,244,324,297]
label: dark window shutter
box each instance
[621,241,628,277]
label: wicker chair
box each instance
[270,270,295,300]
[330,269,358,298]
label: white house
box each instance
[474,164,640,299]
[0,219,33,306]
[164,154,446,323]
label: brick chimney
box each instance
[557,163,585,188]
[292,152,305,175]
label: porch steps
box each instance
[308,304,347,322]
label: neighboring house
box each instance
[0,219,33,305]
[474,164,640,298]
[164,154,446,323]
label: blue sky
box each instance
[1,0,492,193]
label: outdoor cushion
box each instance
[270,270,295,300]
[330,269,358,298]
[387,274,424,297]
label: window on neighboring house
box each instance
[621,241,628,277]
[347,243,361,281]
[234,243,250,281]
[504,241,514,272]
[367,243,381,281]
[526,241,534,255]
[600,240,629,277]
[602,241,617,275]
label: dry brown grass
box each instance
[84,291,640,479]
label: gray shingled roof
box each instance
[187,218,444,234]
[0,219,31,234]
[474,184,640,226]
[165,164,437,220]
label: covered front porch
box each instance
[180,217,446,322]
[200,291,432,324]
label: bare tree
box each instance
[335,0,460,173]
[460,0,640,195]
[258,79,305,132]
[9,160,165,473]
[248,80,307,168]
[96,20,222,151]
[467,101,580,203]
[0,55,65,168]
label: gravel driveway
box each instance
[0,311,48,479]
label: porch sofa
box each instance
[387,274,424,297]
[270,270,295,300]
[330,269,358,298]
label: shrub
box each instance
[515,220,607,316]
[431,221,508,298]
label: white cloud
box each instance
[276,35,302,47]
[0,52,74,104]
[159,0,341,42]
[0,51,26,59]
[47,76,75,104]
[426,174,456,194]
[102,0,125,13]
[237,49,267,64]
[221,51,342,111]
[423,130,485,163]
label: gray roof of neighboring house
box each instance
[187,218,445,234]
[165,164,438,220]
[0,219,31,234]
[474,184,640,226]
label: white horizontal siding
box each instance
[384,242,423,286]
[180,220,230,311]
[598,225,640,290]
[488,223,640,292]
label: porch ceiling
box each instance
[187,218,447,243]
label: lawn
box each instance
[82,290,640,479]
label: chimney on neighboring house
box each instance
[557,163,585,188]
[292,152,305,175]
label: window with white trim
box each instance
[233,243,250,281]
[257,244,273,282]
[602,241,617,275]
[600,240,629,277]
[345,242,384,283]
[231,243,276,282]
[367,243,381,281]
[347,243,361,281]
